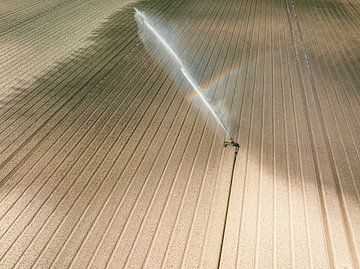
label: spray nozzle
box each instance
[224,140,240,149]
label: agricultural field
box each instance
[0,0,360,268]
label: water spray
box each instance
[180,68,232,139]
[135,8,183,66]
[134,8,239,148]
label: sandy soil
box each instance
[0,0,359,268]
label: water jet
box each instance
[135,8,238,148]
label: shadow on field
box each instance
[1,0,359,200]
[0,0,175,122]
